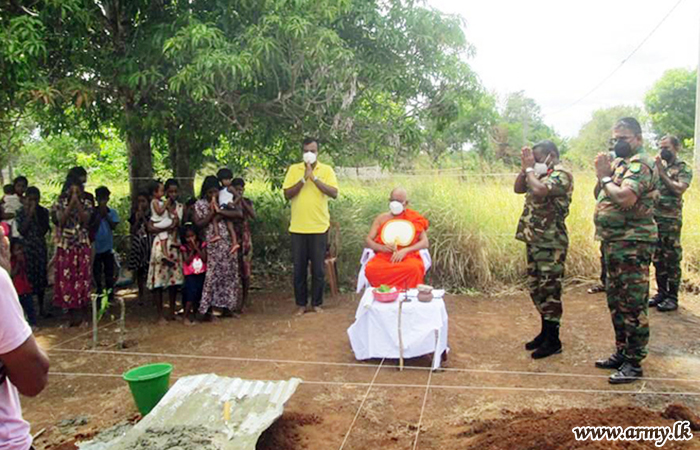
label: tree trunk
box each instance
[167,131,196,200]
[124,101,153,204]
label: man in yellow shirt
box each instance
[283,138,339,316]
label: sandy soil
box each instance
[23,284,700,449]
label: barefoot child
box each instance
[149,180,175,265]
[212,168,240,254]
[180,223,207,325]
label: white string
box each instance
[337,358,384,450]
[51,320,118,349]
[48,371,700,397]
[412,369,432,450]
[48,348,700,384]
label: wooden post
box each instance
[92,295,98,349]
[118,298,126,349]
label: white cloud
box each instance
[429,0,700,137]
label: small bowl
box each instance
[373,289,400,303]
[417,291,433,302]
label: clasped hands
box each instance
[378,243,409,263]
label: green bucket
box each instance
[123,363,173,416]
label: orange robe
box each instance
[365,209,429,289]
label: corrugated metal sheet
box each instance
[79,374,301,450]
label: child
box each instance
[213,168,240,254]
[92,186,120,308]
[1,181,22,238]
[128,191,152,305]
[180,223,207,325]
[149,180,175,265]
[10,239,37,328]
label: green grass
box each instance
[29,171,700,293]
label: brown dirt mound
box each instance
[457,405,699,450]
[663,404,700,431]
[257,412,323,450]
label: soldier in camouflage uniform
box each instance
[515,140,573,359]
[649,135,692,312]
[593,117,658,384]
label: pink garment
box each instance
[181,242,207,276]
[0,268,33,450]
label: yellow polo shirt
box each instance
[282,162,339,234]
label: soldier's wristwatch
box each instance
[601,176,613,186]
[525,167,535,174]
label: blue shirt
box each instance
[94,208,120,254]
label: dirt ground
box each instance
[23,283,700,450]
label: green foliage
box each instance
[567,105,644,167]
[644,68,696,144]
[490,91,566,165]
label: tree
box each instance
[491,91,565,164]
[165,0,489,180]
[644,68,696,145]
[567,105,644,167]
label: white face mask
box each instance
[389,201,405,215]
[534,162,549,176]
[303,152,317,165]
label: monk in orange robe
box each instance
[365,188,430,289]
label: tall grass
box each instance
[246,172,700,293]
[27,171,700,293]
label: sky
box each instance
[428,0,700,138]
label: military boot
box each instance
[531,321,562,359]
[595,352,625,370]
[649,273,668,307]
[657,281,679,312]
[525,316,546,350]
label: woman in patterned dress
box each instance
[193,176,241,318]
[231,178,256,312]
[15,186,50,318]
[146,179,184,323]
[51,177,93,327]
[128,191,152,305]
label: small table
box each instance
[347,288,449,370]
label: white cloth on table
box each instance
[347,287,449,370]
[355,248,433,293]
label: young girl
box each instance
[128,191,152,304]
[180,223,207,325]
[10,239,37,328]
[149,180,175,265]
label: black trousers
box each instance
[291,232,328,307]
[93,251,115,305]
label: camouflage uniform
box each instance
[594,148,658,364]
[516,165,574,323]
[653,157,692,301]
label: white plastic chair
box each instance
[356,248,432,293]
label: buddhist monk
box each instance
[364,188,429,289]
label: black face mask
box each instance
[613,140,633,158]
[660,149,674,162]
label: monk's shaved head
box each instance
[390,187,408,202]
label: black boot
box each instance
[525,316,546,350]
[595,352,625,370]
[531,321,562,359]
[657,281,679,311]
[649,272,668,307]
[609,361,643,384]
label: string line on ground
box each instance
[412,369,432,450]
[48,372,700,397]
[338,358,384,450]
[48,348,700,384]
